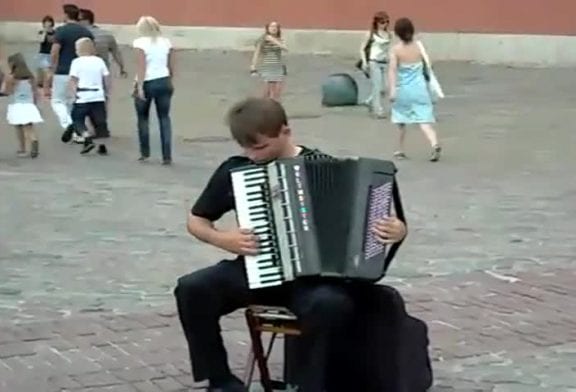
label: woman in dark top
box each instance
[37,15,55,87]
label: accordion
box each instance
[231,155,405,289]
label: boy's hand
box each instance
[372,217,406,244]
[215,228,259,256]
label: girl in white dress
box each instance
[1,53,43,158]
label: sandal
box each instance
[393,151,407,160]
[430,145,442,162]
[30,141,39,158]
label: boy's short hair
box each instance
[75,37,95,55]
[226,97,288,146]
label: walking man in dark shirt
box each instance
[45,3,93,143]
[175,97,408,391]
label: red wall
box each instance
[1,0,575,35]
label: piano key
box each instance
[250,279,282,287]
[231,167,286,289]
[247,267,282,278]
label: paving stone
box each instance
[47,375,84,390]
[81,385,139,392]
[73,370,123,388]
[0,341,37,358]
[132,380,165,392]
[150,377,186,391]
[113,366,166,383]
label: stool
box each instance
[243,305,301,391]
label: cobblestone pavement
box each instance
[0,43,575,391]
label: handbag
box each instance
[416,40,444,102]
[354,33,374,78]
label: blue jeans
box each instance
[134,77,174,161]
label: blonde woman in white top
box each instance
[359,11,392,118]
[133,16,175,165]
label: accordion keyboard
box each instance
[231,166,284,288]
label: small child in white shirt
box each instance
[69,37,111,155]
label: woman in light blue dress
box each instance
[388,17,441,161]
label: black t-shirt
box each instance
[39,30,55,54]
[191,146,322,221]
[53,23,94,75]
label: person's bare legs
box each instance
[419,123,438,147]
[22,124,39,158]
[15,125,26,156]
[270,81,284,101]
[36,69,45,88]
[263,82,273,99]
[393,124,408,159]
[419,123,441,161]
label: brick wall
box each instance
[1,0,575,35]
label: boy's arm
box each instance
[187,214,225,247]
[68,76,78,99]
[187,161,258,257]
[68,60,79,99]
[373,216,407,244]
[187,213,258,257]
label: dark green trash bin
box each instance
[321,73,359,107]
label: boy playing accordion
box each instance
[175,97,408,392]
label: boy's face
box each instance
[242,126,291,163]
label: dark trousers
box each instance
[175,259,358,391]
[174,258,406,392]
[134,77,173,161]
[71,101,109,139]
[324,284,415,392]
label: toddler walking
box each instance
[1,53,43,158]
[69,37,111,155]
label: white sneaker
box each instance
[72,134,85,144]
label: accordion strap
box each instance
[384,179,405,271]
